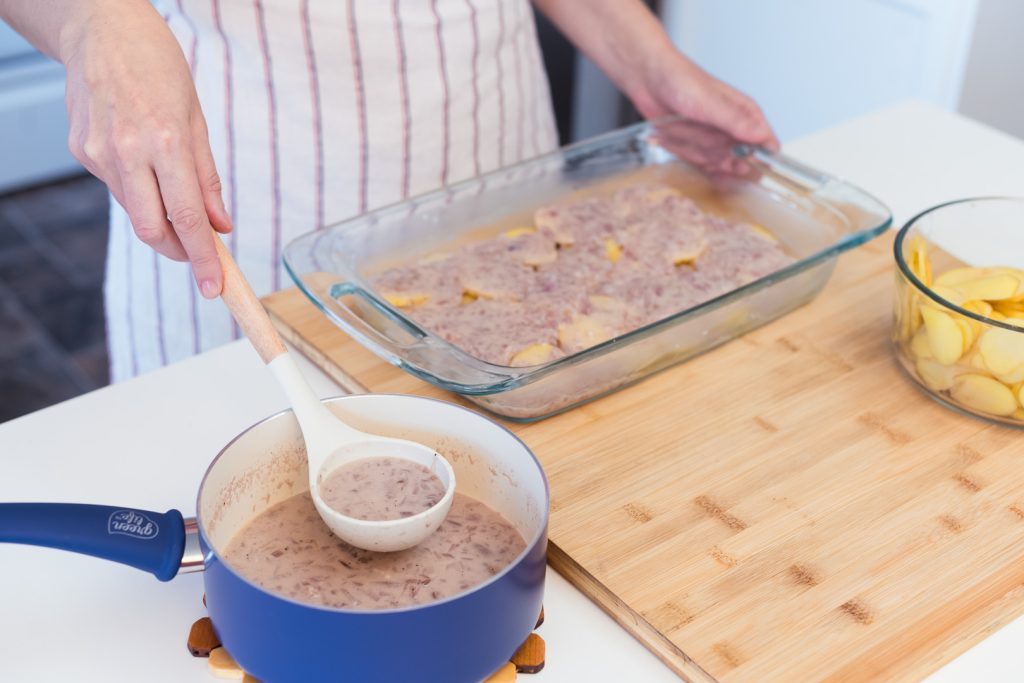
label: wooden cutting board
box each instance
[263,232,1024,683]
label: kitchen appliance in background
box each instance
[662,0,980,141]
[0,23,81,192]
[533,4,652,144]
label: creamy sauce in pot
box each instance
[223,491,525,610]
[319,456,446,521]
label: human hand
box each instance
[629,48,778,152]
[625,46,778,179]
[532,0,775,175]
[61,0,230,297]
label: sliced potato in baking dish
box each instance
[509,343,559,367]
[503,226,536,238]
[382,292,430,308]
[459,261,532,302]
[748,223,778,242]
[604,238,622,263]
[533,207,575,247]
[643,186,682,202]
[558,315,613,354]
[671,244,706,266]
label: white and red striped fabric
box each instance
[105,0,558,382]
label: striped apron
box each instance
[105,0,558,381]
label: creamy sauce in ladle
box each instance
[319,456,446,521]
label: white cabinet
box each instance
[0,21,81,192]
[661,0,980,141]
[958,0,1024,140]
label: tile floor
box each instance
[0,174,110,423]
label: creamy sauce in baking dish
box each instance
[319,456,446,521]
[223,491,525,610]
[372,183,795,366]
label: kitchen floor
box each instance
[0,175,110,423]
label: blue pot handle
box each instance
[0,504,187,581]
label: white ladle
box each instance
[214,237,455,551]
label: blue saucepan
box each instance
[0,394,549,682]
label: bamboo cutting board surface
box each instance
[263,232,1024,683]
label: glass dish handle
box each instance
[737,145,830,193]
[322,281,520,388]
[326,282,429,353]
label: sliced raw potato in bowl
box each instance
[916,357,962,392]
[910,328,933,359]
[950,374,1019,417]
[908,235,932,287]
[919,306,964,366]
[896,216,1024,425]
[952,273,1020,302]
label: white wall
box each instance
[661,0,979,142]
[957,0,1024,140]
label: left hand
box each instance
[533,0,777,173]
[627,47,778,153]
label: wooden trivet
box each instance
[189,596,546,681]
[510,633,546,674]
[208,647,245,680]
[484,662,517,682]
[187,617,221,657]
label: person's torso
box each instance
[105,0,557,382]
[163,0,553,243]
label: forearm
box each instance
[531,0,676,98]
[0,0,154,63]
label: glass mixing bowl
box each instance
[894,197,1024,427]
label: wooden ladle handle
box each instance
[214,236,287,364]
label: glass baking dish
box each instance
[283,117,892,421]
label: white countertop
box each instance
[2,100,1023,682]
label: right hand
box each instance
[61,0,230,297]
